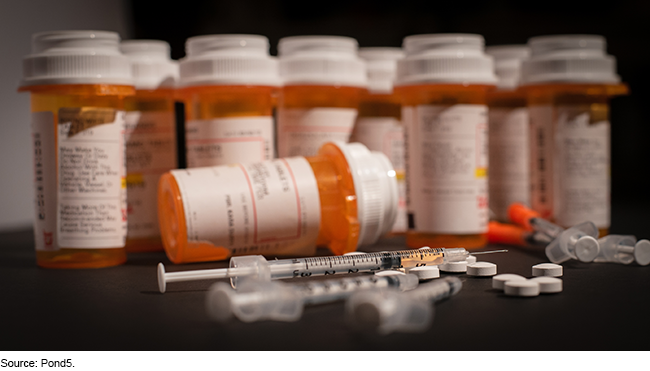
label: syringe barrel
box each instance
[404,276,462,303]
[299,274,419,305]
[442,248,469,263]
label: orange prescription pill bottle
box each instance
[158,142,398,264]
[277,36,367,157]
[19,30,135,268]
[120,40,179,253]
[485,45,531,222]
[350,47,407,234]
[178,35,280,167]
[394,34,497,249]
[521,35,628,236]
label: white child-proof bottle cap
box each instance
[120,40,179,90]
[485,45,530,90]
[21,30,133,87]
[179,34,280,87]
[278,36,367,87]
[358,47,404,94]
[331,142,399,247]
[521,34,620,85]
[395,33,497,86]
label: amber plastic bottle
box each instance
[177,35,279,167]
[120,40,179,253]
[351,47,407,234]
[19,31,134,268]
[158,142,397,264]
[277,36,367,157]
[395,34,497,249]
[485,45,531,222]
[521,35,628,236]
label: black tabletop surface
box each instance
[2,217,649,351]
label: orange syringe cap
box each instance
[507,203,541,231]
[487,221,527,247]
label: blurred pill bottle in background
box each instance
[395,34,497,249]
[485,45,531,223]
[19,30,135,268]
[121,40,179,253]
[350,47,407,235]
[521,35,628,236]
[276,36,367,157]
[158,142,398,264]
[177,34,280,167]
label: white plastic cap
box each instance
[358,47,404,94]
[120,40,178,90]
[278,36,367,87]
[635,240,650,266]
[521,35,620,85]
[331,142,399,247]
[545,221,600,263]
[179,34,280,87]
[21,30,133,87]
[485,45,530,90]
[396,34,497,86]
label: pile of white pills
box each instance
[492,263,564,297]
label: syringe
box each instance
[345,276,462,334]
[157,247,507,293]
[508,203,564,242]
[488,221,552,248]
[206,274,419,323]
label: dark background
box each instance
[1,1,649,351]
[131,0,650,238]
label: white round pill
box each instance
[504,280,540,297]
[467,262,497,276]
[492,274,526,290]
[532,263,563,277]
[375,270,406,277]
[439,260,467,273]
[344,251,367,255]
[409,266,440,281]
[466,255,477,265]
[418,246,432,250]
[530,277,563,293]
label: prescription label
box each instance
[488,107,530,222]
[172,157,321,256]
[124,111,177,239]
[186,116,274,168]
[350,117,407,232]
[277,108,357,157]
[404,104,488,234]
[32,112,58,251]
[554,106,610,228]
[529,105,554,220]
[31,108,127,250]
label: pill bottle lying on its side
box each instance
[395,34,497,249]
[178,34,280,168]
[158,142,399,264]
[277,36,367,157]
[521,35,628,237]
[121,40,179,253]
[19,30,135,268]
